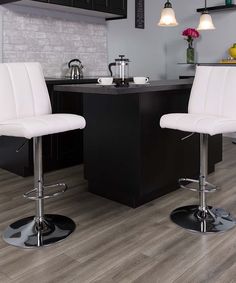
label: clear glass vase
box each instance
[186,43,194,64]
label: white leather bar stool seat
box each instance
[160,65,236,233]
[160,113,236,136]
[0,114,85,139]
[0,62,86,248]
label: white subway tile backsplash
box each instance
[2,7,108,77]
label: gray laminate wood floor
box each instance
[0,138,236,283]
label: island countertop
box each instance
[54,79,193,95]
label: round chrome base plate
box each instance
[3,214,76,248]
[170,205,236,233]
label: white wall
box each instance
[0,3,108,77]
[107,0,173,80]
[108,0,236,80]
[166,0,236,79]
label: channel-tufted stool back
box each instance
[0,62,51,122]
[188,66,236,118]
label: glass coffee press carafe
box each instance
[108,55,130,87]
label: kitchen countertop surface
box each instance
[54,79,193,95]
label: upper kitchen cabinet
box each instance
[49,0,73,7]
[93,0,127,16]
[92,0,108,11]
[109,0,127,16]
[73,0,92,9]
[31,0,48,2]
[4,0,127,19]
[0,0,21,4]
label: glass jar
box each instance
[186,44,194,64]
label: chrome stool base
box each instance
[3,214,75,248]
[3,137,76,248]
[170,205,236,233]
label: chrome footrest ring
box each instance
[23,183,68,200]
[178,178,217,193]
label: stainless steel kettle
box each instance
[67,59,84,79]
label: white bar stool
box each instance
[0,62,86,247]
[160,65,236,233]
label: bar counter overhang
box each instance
[55,79,222,208]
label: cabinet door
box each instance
[93,0,127,15]
[73,0,92,9]
[54,91,84,166]
[0,0,22,4]
[109,0,127,15]
[92,0,109,12]
[49,0,73,7]
[43,85,84,172]
[31,0,48,3]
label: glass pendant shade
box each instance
[158,1,178,27]
[197,12,215,30]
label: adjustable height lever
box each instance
[181,132,195,141]
[16,139,28,153]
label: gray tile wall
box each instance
[2,7,108,77]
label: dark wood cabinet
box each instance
[93,0,127,15]
[0,0,21,4]
[42,82,90,172]
[83,88,222,207]
[51,91,84,167]
[32,0,48,3]
[73,0,92,9]
[49,0,73,6]
[109,0,127,15]
[93,0,109,11]
[4,0,127,17]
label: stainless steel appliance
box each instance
[66,59,84,79]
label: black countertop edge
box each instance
[45,77,97,85]
[54,79,193,95]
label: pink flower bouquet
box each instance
[182,28,200,47]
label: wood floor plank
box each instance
[11,254,81,283]
[0,137,235,283]
[0,272,12,283]
[132,230,235,283]
[173,228,236,283]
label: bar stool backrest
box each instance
[188,66,236,119]
[0,62,51,122]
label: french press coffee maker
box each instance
[108,55,130,87]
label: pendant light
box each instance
[197,0,215,30]
[158,0,178,27]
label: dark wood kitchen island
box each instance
[55,80,222,208]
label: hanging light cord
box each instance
[203,0,208,13]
